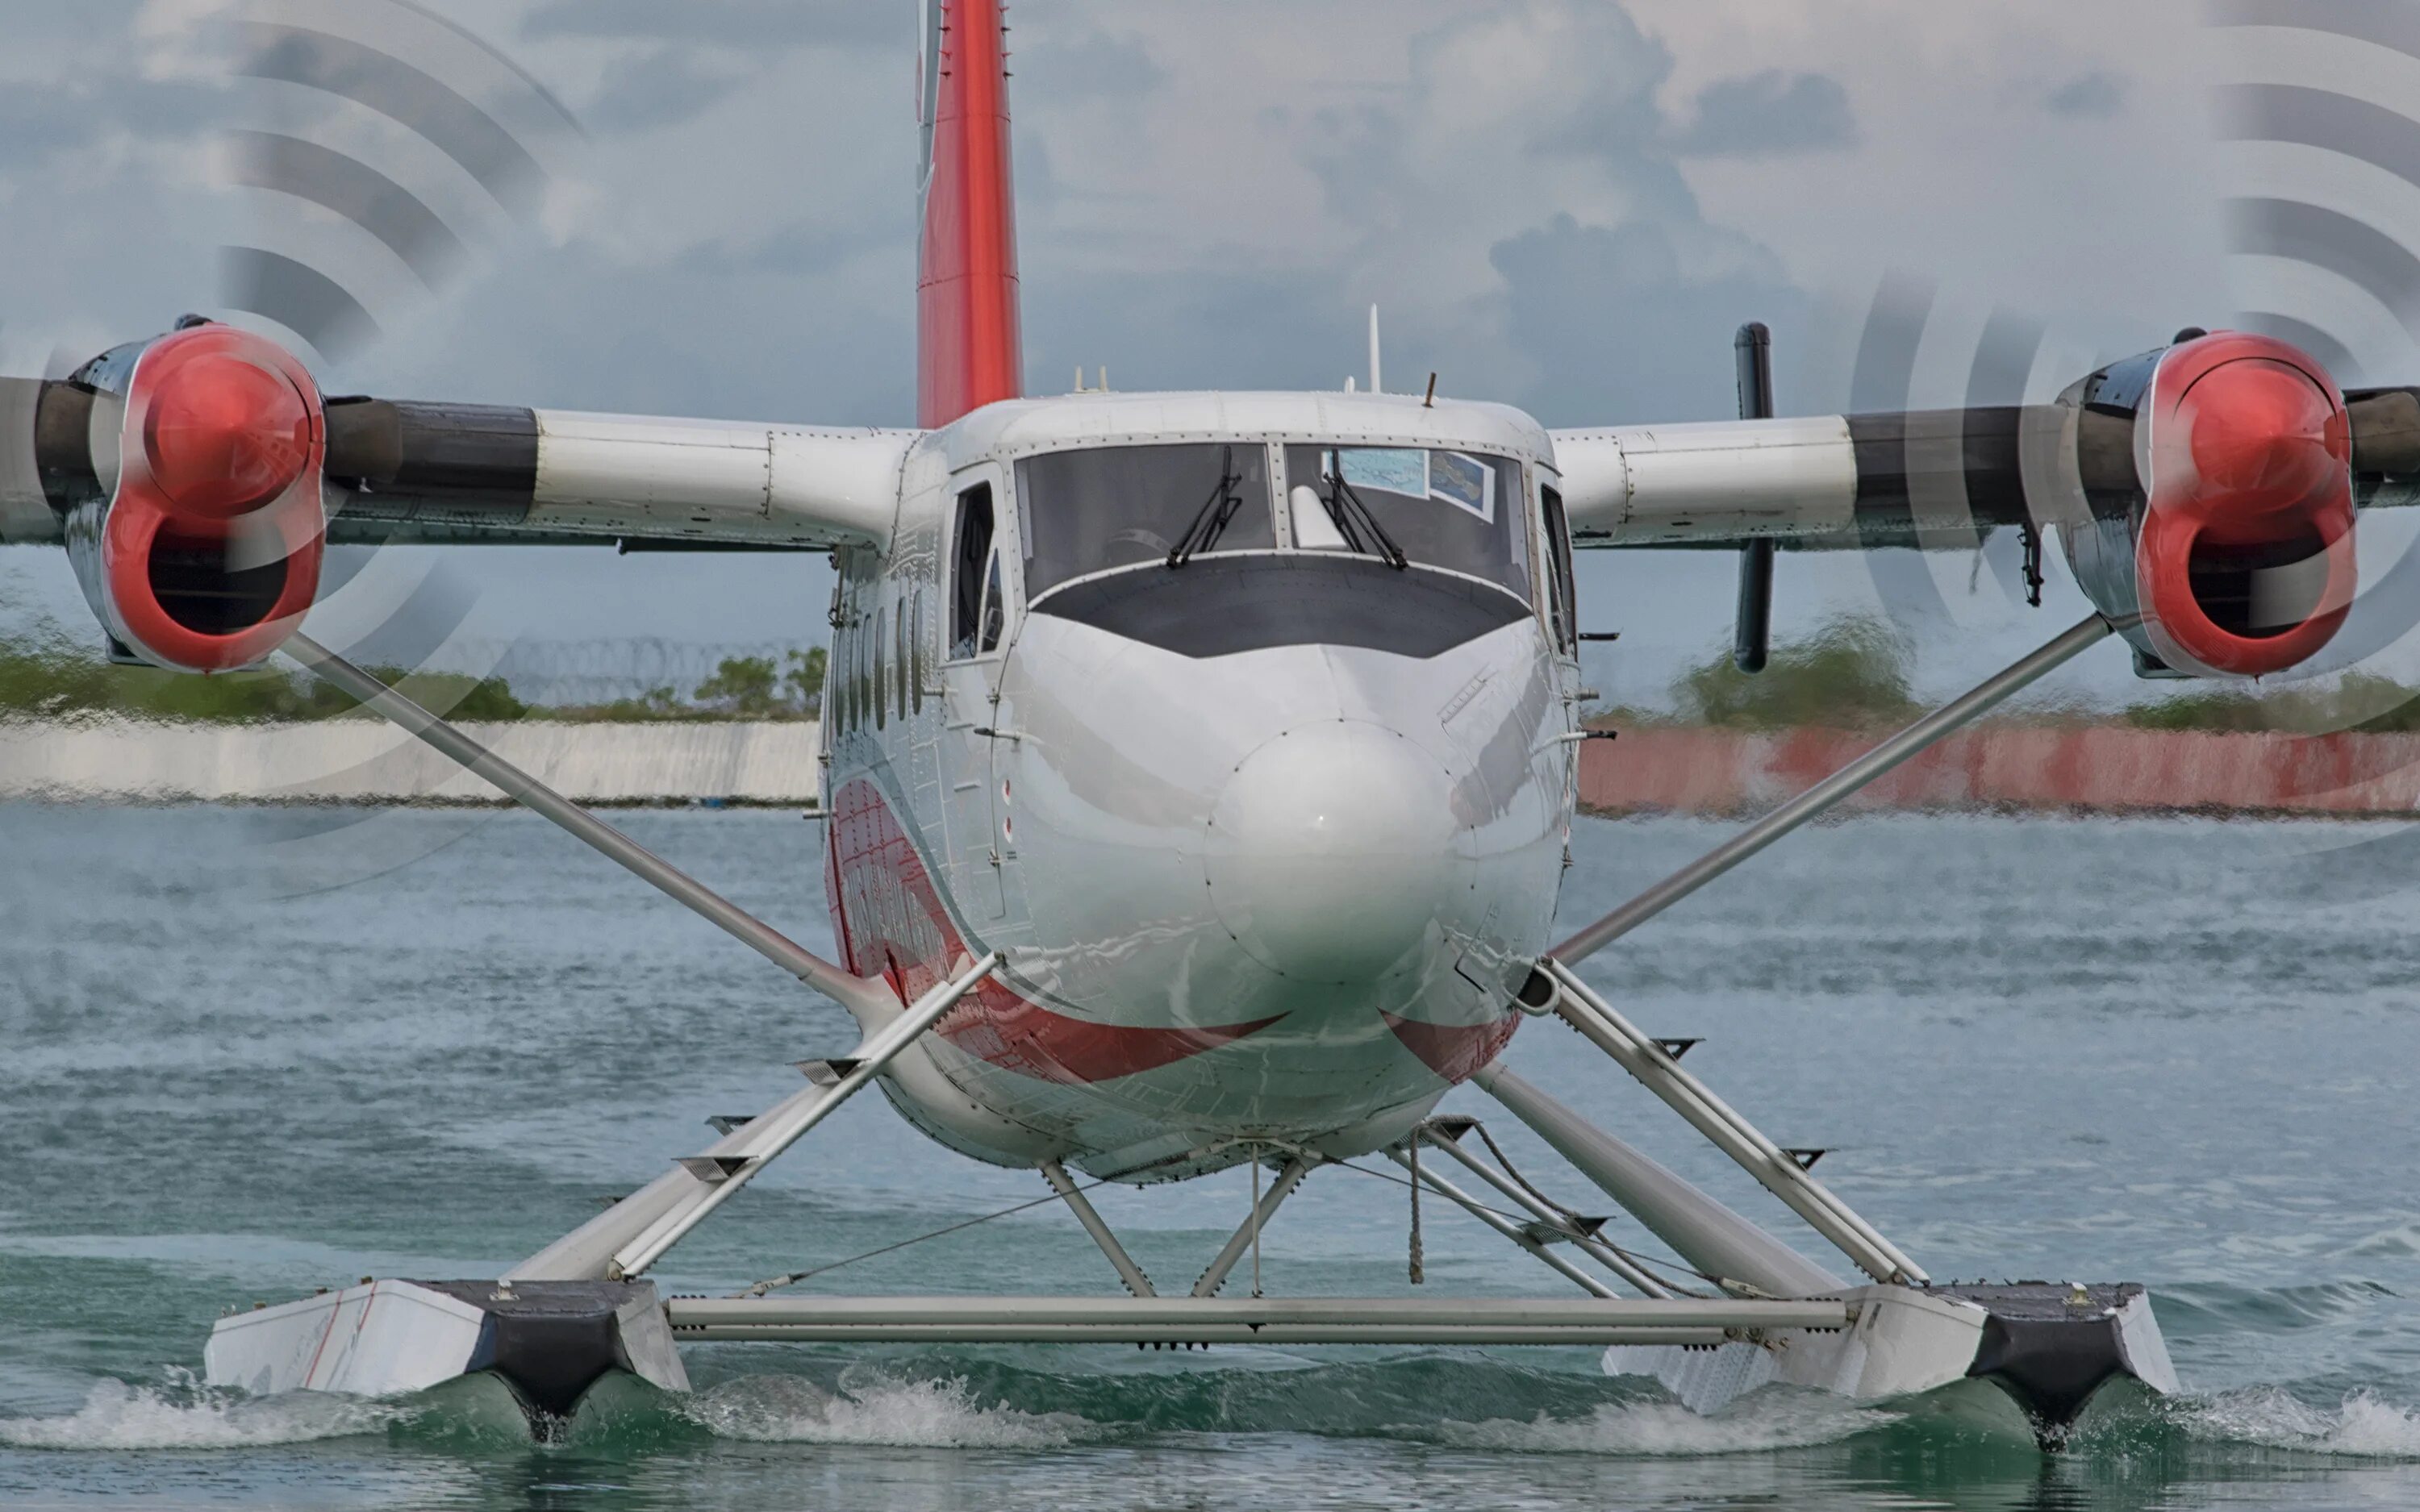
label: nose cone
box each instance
[1203,721,1463,985]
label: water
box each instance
[9,805,2420,1509]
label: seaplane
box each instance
[3,0,2403,1446]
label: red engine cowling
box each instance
[2130,332,2356,677]
[76,325,328,673]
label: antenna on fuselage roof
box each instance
[1369,304,1383,395]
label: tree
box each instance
[2122,669,2420,734]
[695,655,782,717]
[1671,618,1921,730]
[784,647,828,713]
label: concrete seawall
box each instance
[8,718,2418,814]
[1580,727,2420,817]
[0,719,823,804]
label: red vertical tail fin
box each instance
[918,0,1024,429]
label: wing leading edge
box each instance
[6,379,914,551]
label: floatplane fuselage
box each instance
[824,391,1579,1181]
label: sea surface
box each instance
[9,805,2420,1510]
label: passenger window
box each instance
[908,588,926,713]
[849,613,866,731]
[873,605,889,730]
[951,485,995,660]
[1542,485,1579,655]
[862,619,874,721]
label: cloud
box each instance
[1255,2,1808,420]
[1490,214,1808,425]
[0,69,223,173]
[1667,70,1859,157]
[1010,28,1164,103]
[584,47,745,134]
[1024,264,1356,397]
[2046,70,2127,119]
[674,219,900,280]
[518,0,899,51]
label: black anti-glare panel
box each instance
[1033,554,1529,660]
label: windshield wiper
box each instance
[1323,450,1409,570]
[1167,444,1245,568]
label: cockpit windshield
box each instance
[1017,444,1275,597]
[1284,447,1530,602]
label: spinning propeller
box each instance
[0,2,583,889]
[1771,3,2420,698]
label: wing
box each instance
[1548,331,2420,680]
[1552,383,2420,552]
[4,376,912,552]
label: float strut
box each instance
[1474,1064,1843,1297]
[1384,1146,1625,1299]
[1535,964,1923,1285]
[1549,612,2112,968]
[1193,1157,1308,1297]
[1411,1126,1674,1298]
[605,952,999,1279]
[1043,1160,1156,1297]
[283,633,891,1024]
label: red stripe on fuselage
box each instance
[1383,1011,1521,1085]
[826,777,1276,1083]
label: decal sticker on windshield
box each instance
[1340,448,1429,498]
[1337,448,1495,523]
[1430,451,1495,522]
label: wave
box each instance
[0,1372,408,1451]
[1432,1392,1900,1456]
[2177,1387,2420,1458]
[678,1357,1899,1456]
[682,1372,1091,1448]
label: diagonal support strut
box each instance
[1043,1160,1156,1297]
[1549,612,2112,968]
[1193,1157,1308,1297]
[606,952,1000,1279]
[1409,1126,1674,1297]
[283,631,894,1025]
[1385,1146,1626,1299]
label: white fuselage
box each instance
[820,391,1583,1181]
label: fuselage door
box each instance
[939,464,1013,922]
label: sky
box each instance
[2,0,2412,710]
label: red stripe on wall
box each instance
[1579,727,2420,815]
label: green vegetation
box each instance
[692,648,827,719]
[0,633,826,725]
[2119,670,2420,735]
[1667,618,1923,731]
[1604,616,2420,735]
[15,600,2420,735]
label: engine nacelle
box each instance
[61,323,328,674]
[2060,331,2355,678]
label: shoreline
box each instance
[8,718,2420,817]
[1580,726,2420,818]
[0,717,823,806]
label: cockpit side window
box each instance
[1542,485,1579,655]
[1283,446,1531,601]
[979,548,1005,654]
[1017,444,1275,597]
[949,483,997,660]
